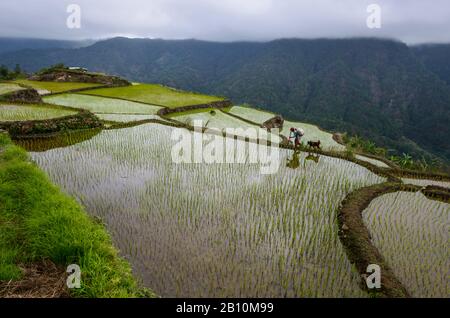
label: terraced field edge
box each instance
[337,182,428,298]
[0,110,102,137]
[0,131,156,298]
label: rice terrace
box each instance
[0,64,449,299]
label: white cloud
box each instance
[0,0,449,44]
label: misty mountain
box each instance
[1,37,449,162]
[0,37,95,54]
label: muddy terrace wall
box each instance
[157,100,233,116]
[0,111,102,137]
[0,88,43,103]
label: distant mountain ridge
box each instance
[1,37,449,162]
[0,37,96,54]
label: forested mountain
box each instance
[1,37,449,162]
[412,44,450,86]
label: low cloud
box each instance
[0,0,449,44]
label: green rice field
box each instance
[0,104,77,121]
[29,123,384,297]
[13,79,103,94]
[81,83,224,107]
[363,191,449,297]
[44,94,162,114]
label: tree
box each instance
[14,64,22,75]
[0,65,8,79]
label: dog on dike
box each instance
[307,140,321,150]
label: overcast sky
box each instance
[1,0,449,44]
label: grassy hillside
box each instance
[0,133,153,297]
[81,83,224,107]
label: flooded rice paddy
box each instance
[402,178,450,189]
[29,123,384,297]
[363,191,449,297]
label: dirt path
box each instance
[0,260,69,298]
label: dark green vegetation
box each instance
[412,44,450,86]
[0,64,26,80]
[1,37,449,164]
[343,134,446,173]
[0,132,153,297]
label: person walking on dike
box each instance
[289,127,304,149]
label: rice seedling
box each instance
[355,155,390,168]
[0,83,24,95]
[402,178,450,189]
[13,79,103,94]
[0,104,77,121]
[31,123,384,297]
[81,83,224,107]
[362,191,449,297]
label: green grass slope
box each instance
[0,133,154,297]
